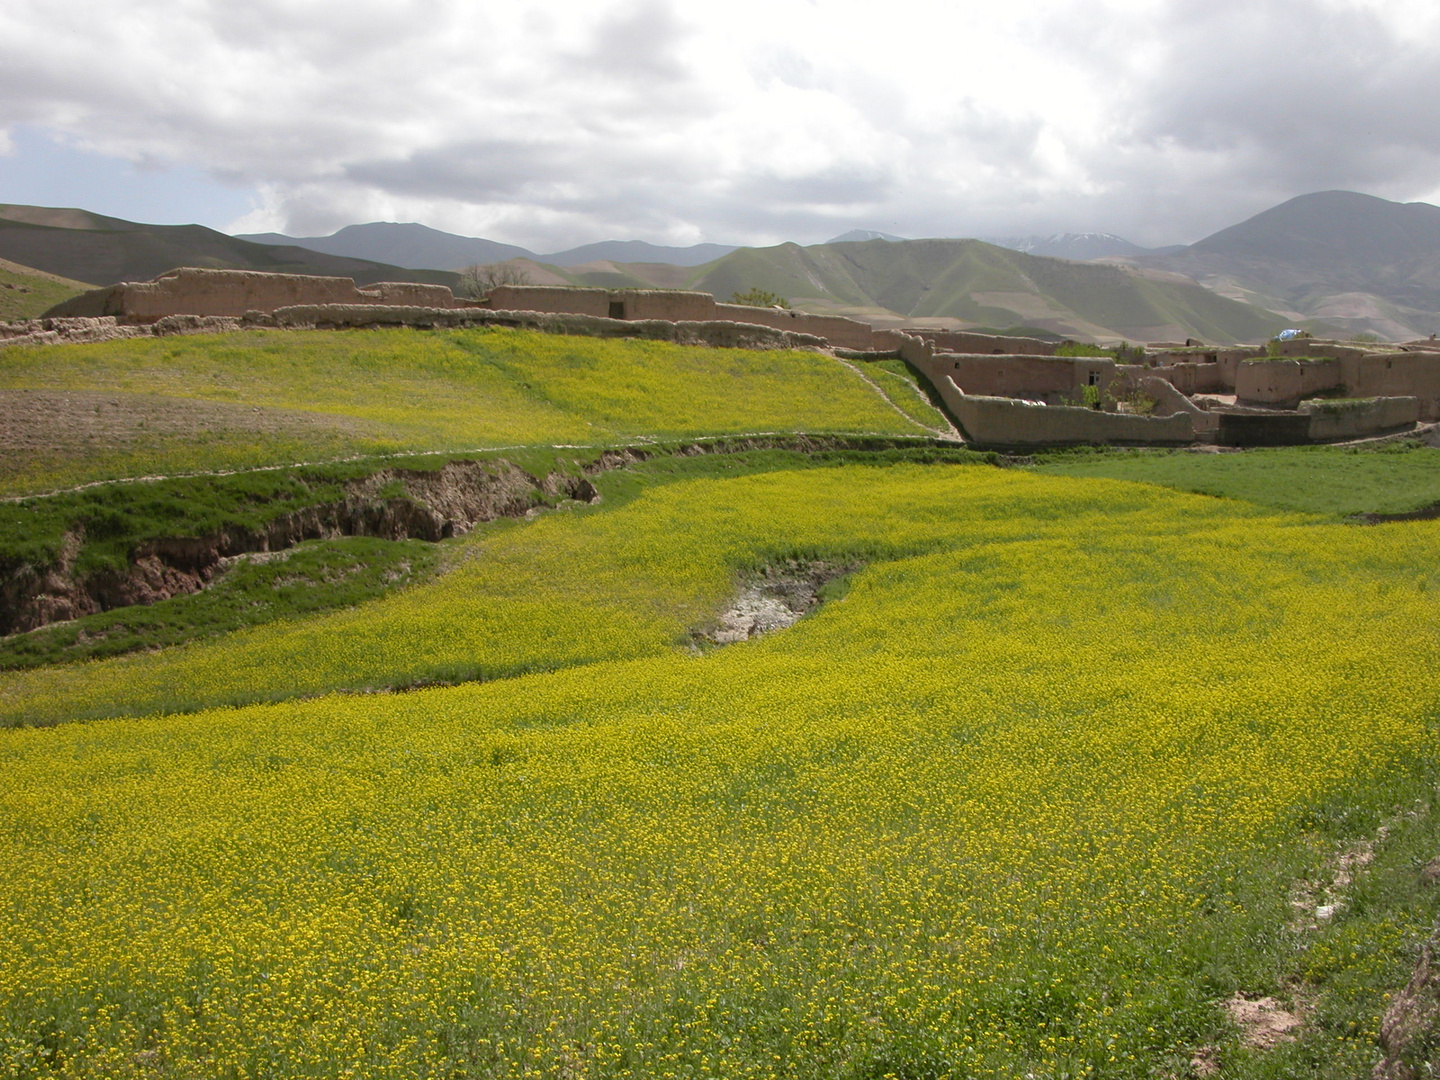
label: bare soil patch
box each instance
[699,559,860,645]
[1356,503,1440,525]
[1227,994,1303,1050]
[1189,1043,1220,1076]
[0,389,366,454]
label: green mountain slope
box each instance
[682,237,1293,343]
[0,256,92,321]
[0,205,461,290]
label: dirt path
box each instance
[830,353,961,439]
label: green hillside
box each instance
[0,204,462,290]
[0,256,92,321]
[683,238,1295,343]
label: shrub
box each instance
[458,262,533,299]
[1054,341,1115,359]
[730,288,790,309]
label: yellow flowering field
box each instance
[1,465,1438,1078]
[0,466,1287,726]
[0,328,933,495]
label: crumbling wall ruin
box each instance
[0,314,244,349]
[1146,358,1239,394]
[479,285,879,350]
[891,333,1192,447]
[941,381,1194,447]
[258,304,829,351]
[903,329,1059,356]
[1132,375,1220,436]
[1236,351,1440,419]
[1347,353,1440,418]
[31,268,1434,449]
[909,352,1116,407]
[1301,396,1420,440]
[45,268,462,323]
[712,304,877,350]
[482,285,715,322]
[1235,358,1344,407]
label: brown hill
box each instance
[1134,191,1440,340]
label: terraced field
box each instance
[4,328,1440,1079]
[0,326,945,496]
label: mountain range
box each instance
[3,190,1437,343]
[676,238,1292,343]
[985,233,1182,261]
[235,223,736,270]
[825,230,1174,261]
[239,225,1165,271]
[1128,190,1440,340]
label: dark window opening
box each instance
[1088,372,1101,386]
[609,301,627,320]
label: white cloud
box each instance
[1,0,1438,246]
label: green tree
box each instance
[730,288,790,309]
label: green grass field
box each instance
[0,444,985,668]
[0,459,411,576]
[1029,440,1440,517]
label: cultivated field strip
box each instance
[0,327,933,495]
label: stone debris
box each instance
[1289,826,1387,931]
[710,589,807,644]
[702,560,858,645]
[0,313,246,350]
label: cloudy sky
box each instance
[2,0,1439,249]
